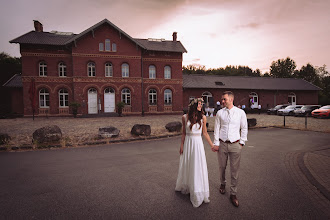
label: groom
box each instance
[212,91,248,207]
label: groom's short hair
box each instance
[223,91,234,100]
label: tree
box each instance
[293,63,320,86]
[262,72,271,77]
[269,57,296,78]
[316,64,330,78]
[0,52,21,85]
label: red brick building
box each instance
[10,19,187,116]
[183,74,321,111]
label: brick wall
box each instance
[19,24,184,116]
[183,88,319,110]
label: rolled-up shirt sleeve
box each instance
[214,111,221,146]
[239,110,248,145]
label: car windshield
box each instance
[285,106,295,109]
[274,105,283,109]
[320,106,330,110]
[301,106,309,110]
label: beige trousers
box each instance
[217,141,242,195]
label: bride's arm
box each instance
[202,115,214,148]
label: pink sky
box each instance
[1,0,329,73]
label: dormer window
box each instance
[105,39,111,51]
[99,43,104,51]
[215,81,224,86]
[112,43,117,52]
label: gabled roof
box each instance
[2,74,23,88]
[64,19,145,48]
[183,74,322,91]
[10,31,76,45]
[134,39,187,53]
[10,19,186,53]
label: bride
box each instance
[175,98,215,208]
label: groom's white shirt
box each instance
[214,106,248,146]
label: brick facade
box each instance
[14,20,185,117]
[183,88,319,110]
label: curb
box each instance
[297,149,330,201]
[0,133,182,152]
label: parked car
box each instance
[294,105,321,117]
[311,105,330,118]
[267,104,289,115]
[277,105,303,116]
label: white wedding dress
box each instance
[175,115,210,208]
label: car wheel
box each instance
[289,111,294,116]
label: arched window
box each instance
[105,39,111,51]
[87,62,95,77]
[121,88,131,105]
[59,89,69,107]
[39,61,47,76]
[149,65,156,79]
[164,66,171,79]
[202,91,212,107]
[105,63,113,77]
[122,63,129,77]
[89,88,97,94]
[148,89,157,105]
[39,89,49,107]
[164,89,172,105]
[58,62,66,77]
[105,88,115,94]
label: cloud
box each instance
[235,22,261,30]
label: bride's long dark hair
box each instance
[187,100,204,130]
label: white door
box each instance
[288,93,296,105]
[249,93,258,109]
[104,88,115,113]
[88,89,98,114]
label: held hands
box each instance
[211,145,219,152]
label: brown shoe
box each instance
[219,184,226,194]
[230,195,239,207]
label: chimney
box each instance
[172,32,177,41]
[33,20,43,32]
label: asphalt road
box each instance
[0,128,329,219]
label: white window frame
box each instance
[105,39,111,51]
[39,61,47,76]
[202,91,212,107]
[121,88,131,105]
[59,89,69,107]
[105,63,113,77]
[88,62,96,77]
[149,65,156,79]
[39,89,49,108]
[99,43,104,51]
[148,89,157,105]
[164,65,171,79]
[58,62,66,77]
[122,63,129,77]
[164,89,172,105]
[112,43,117,52]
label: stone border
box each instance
[0,126,327,152]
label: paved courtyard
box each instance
[0,128,329,219]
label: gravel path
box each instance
[0,114,329,146]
